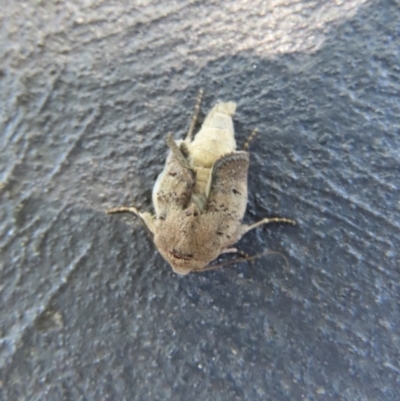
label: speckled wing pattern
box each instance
[153,139,195,217]
[207,151,249,221]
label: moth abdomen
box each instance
[187,102,237,168]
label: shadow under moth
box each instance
[107,91,295,275]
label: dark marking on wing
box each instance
[207,151,249,218]
[155,136,196,212]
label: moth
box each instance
[107,91,295,275]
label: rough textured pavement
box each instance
[1,1,399,400]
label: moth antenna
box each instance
[243,128,258,151]
[186,88,204,142]
[193,252,264,272]
[106,206,139,216]
[166,133,192,170]
[242,217,296,235]
[193,249,289,273]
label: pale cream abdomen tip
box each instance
[213,101,237,116]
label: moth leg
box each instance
[242,128,258,151]
[186,88,204,142]
[241,217,296,235]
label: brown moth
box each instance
[107,91,295,275]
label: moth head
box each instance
[162,250,210,276]
[153,205,222,275]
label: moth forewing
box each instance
[152,136,195,218]
[207,152,249,219]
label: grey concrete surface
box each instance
[1,0,399,400]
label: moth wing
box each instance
[206,151,249,223]
[153,137,195,217]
